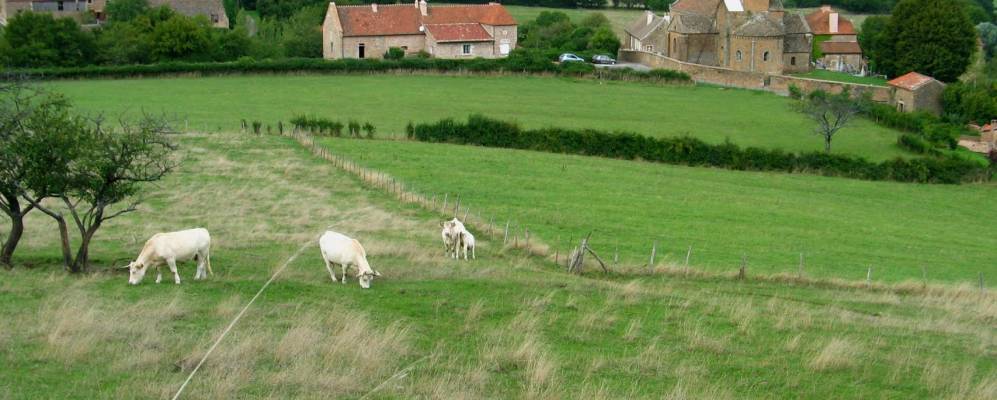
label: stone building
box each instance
[623,0,812,74]
[1,0,226,27]
[322,1,517,60]
[887,72,945,115]
[806,5,863,72]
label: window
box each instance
[58,1,64,11]
[401,46,408,51]
[462,44,472,55]
[644,45,653,52]
[763,51,770,62]
[211,13,219,23]
[736,50,742,61]
[790,56,796,66]
[897,101,905,113]
[358,43,366,59]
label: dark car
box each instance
[592,55,616,65]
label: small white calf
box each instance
[127,228,212,285]
[319,231,381,289]
[460,230,476,260]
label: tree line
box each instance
[0,80,176,272]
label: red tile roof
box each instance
[805,7,856,35]
[336,3,514,38]
[670,0,722,16]
[820,41,862,54]
[426,23,493,42]
[887,72,939,91]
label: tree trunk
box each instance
[2,211,24,268]
[1,194,25,268]
[824,135,833,154]
[70,224,100,273]
[53,214,72,270]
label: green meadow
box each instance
[317,138,997,285]
[48,74,911,160]
[2,132,994,399]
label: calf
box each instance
[127,228,212,285]
[459,230,476,260]
[319,231,381,289]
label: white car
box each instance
[558,53,585,63]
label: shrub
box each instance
[347,120,361,137]
[411,115,991,184]
[384,47,405,60]
[362,122,376,139]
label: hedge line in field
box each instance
[409,115,992,184]
[7,57,692,83]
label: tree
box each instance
[587,26,620,55]
[27,115,178,272]
[0,12,96,68]
[980,22,997,60]
[106,0,150,23]
[149,15,211,61]
[798,89,862,154]
[881,0,977,82]
[858,16,891,74]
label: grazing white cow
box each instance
[459,230,476,260]
[319,231,381,289]
[127,228,212,285]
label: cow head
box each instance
[127,261,147,285]
[358,269,382,289]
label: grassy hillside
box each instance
[48,75,911,161]
[317,138,997,285]
[1,132,994,399]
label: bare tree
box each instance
[798,89,862,154]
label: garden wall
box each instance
[619,50,892,102]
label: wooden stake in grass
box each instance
[503,220,509,245]
[463,207,469,222]
[453,195,461,218]
[648,241,657,270]
[685,245,693,276]
[798,252,804,278]
[442,193,448,214]
[525,228,530,249]
[921,265,927,289]
[613,243,619,265]
[738,255,747,280]
[866,267,872,288]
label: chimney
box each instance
[371,3,377,12]
[646,11,653,25]
[829,12,838,33]
[419,0,427,16]
[821,5,832,12]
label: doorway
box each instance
[358,43,365,59]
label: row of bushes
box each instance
[290,115,375,138]
[408,115,992,184]
[9,55,691,83]
[861,101,968,155]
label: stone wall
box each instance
[619,50,892,103]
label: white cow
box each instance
[127,228,212,285]
[319,231,381,289]
[459,230,476,260]
[441,218,466,259]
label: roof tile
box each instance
[887,72,940,91]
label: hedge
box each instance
[412,115,992,184]
[7,56,692,84]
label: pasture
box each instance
[47,75,912,161]
[317,138,997,285]
[2,132,994,399]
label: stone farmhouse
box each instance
[322,1,517,60]
[624,0,813,75]
[887,72,945,115]
[959,120,997,154]
[805,5,863,73]
[0,0,228,28]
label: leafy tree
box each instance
[384,47,405,60]
[95,20,152,64]
[858,16,891,74]
[281,6,324,58]
[576,0,605,9]
[980,22,997,60]
[941,82,997,124]
[0,12,96,68]
[588,26,620,55]
[106,0,150,23]
[645,0,670,11]
[880,0,977,82]
[223,0,240,27]
[149,15,211,61]
[797,89,862,153]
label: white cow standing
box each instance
[459,230,476,260]
[440,218,465,259]
[319,231,381,289]
[127,228,212,285]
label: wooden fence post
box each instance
[798,253,804,278]
[525,228,530,249]
[684,245,692,276]
[738,255,747,280]
[866,267,872,288]
[503,221,509,245]
[649,241,657,270]
[442,194,448,214]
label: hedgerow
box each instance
[411,115,991,184]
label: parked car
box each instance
[592,55,616,65]
[558,53,585,63]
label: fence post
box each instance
[684,245,693,276]
[524,228,530,252]
[866,267,872,288]
[738,255,747,280]
[649,241,657,270]
[503,221,509,245]
[921,265,927,289]
[442,193,448,214]
[798,252,804,279]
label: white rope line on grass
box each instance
[170,238,314,400]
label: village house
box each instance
[1,0,227,27]
[887,71,945,115]
[623,0,813,75]
[959,120,997,154]
[805,5,863,73]
[322,1,517,60]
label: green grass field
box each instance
[317,138,997,285]
[793,70,889,86]
[48,75,911,161]
[2,132,994,399]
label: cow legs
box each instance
[325,259,338,282]
[341,263,348,285]
[472,245,476,260]
[168,258,181,285]
[195,254,205,280]
[155,264,162,284]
